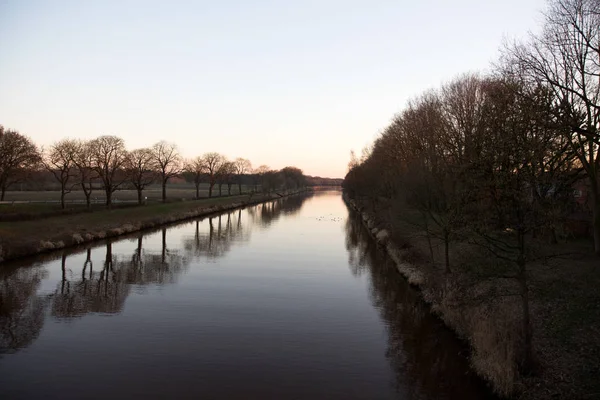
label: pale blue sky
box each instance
[0,0,545,178]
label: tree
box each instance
[504,0,600,253]
[0,126,41,201]
[151,141,182,202]
[88,135,128,208]
[254,165,270,193]
[125,148,155,205]
[280,166,306,190]
[218,161,235,196]
[185,156,206,199]
[201,152,225,198]
[72,140,97,208]
[43,139,79,209]
[348,150,360,172]
[234,158,252,195]
[261,169,283,193]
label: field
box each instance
[0,190,300,263]
[0,183,253,203]
[0,184,256,221]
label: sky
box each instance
[0,0,546,178]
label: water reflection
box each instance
[0,267,48,354]
[0,192,495,400]
[127,228,189,285]
[344,211,493,400]
[51,227,191,320]
[246,194,309,228]
[52,246,131,318]
[183,213,246,260]
[1,193,310,350]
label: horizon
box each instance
[1,0,546,179]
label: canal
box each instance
[0,191,492,399]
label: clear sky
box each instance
[0,0,546,178]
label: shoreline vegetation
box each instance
[0,189,310,264]
[344,194,599,399]
[342,1,599,398]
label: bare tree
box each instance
[234,158,252,195]
[218,161,235,196]
[125,148,155,205]
[254,165,270,193]
[73,140,97,208]
[504,0,600,253]
[43,139,79,209]
[201,152,225,198]
[185,157,206,199]
[151,141,182,202]
[0,126,41,201]
[88,135,128,208]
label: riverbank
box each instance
[0,190,308,264]
[343,194,600,400]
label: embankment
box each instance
[0,190,308,264]
[343,193,600,400]
[343,193,519,398]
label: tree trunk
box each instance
[162,179,167,202]
[518,231,534,371]
[60,188,66,210]
[228,184,232,196]
[137,188,143,205]
[550,227,558,244]
[105,188,112,208]
[423,214,435,262]
[444,229,451,273]
[219,183,222,197]
[238,183,243,195]
[209,183,213,198]
[82,182,91,208]
[591,187,600,255]
[195,182,200,199]
[0,184,6,201]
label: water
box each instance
[0,191,492,399]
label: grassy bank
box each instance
[0,190,306,263]
[345,194,600,400]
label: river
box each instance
[0,191,492,399]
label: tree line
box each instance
[344,0,598,372]
[0,130,308,208]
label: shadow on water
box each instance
[0,267,48,354]
[0,193,310,353]
[344,210,496,400]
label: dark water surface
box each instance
[0,192,492,399]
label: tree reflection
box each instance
[51,226,189,320]
[125,228,189,285]
[183,210,251,260]
[2,195,312,352]
[344,211,491,400]
[0,266,48,354]
[246,194,309,228]
[52,245,130,318]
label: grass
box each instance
[0,184,255,222]
[0,183,253,202]
[347,195,600,399]
[0,190,296,263]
